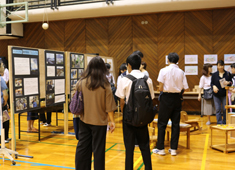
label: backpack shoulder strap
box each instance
[126,74,136,81]
[143,75,148,81]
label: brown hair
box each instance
[77,56,109,91]
[202,63,212,76]
[141,61,147,69]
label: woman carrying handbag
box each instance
[75,56,116,170]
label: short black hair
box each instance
[168,52,179,64]
[132,50,143,58]
[217,60,224,66]
[126,53,141,70]
[231,63,235,68]
[105,63,111,69]
[120,63,127,71]
[141,61,147,69]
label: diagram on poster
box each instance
[14,57,30,75]
[204,54,217,64]
[185,55,198,64]
[224,54,235,64]
[185,66,198,75]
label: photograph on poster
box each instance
[29,95,39,108]
[14,57,30,75]
[15,88,23,97]
[225,65,232,73]
[47,66,55,77]
[31,58,38,75]
[204,54,217,64]
[56,54,64,64]
[107,59,113,71]
[46,53,55,64]
[87,56,93,65]
[71,69,77,79]
[56,66,64,77]
[55,95,65,103]
[55,79,65,94]
[15,78,22,87]
[185,66,198,75]
[24,78,38,96]
[224,54,235,64]
[46,80,55,92]
[71,54,84,68]
[16,97,27,111]
[46,93,55,105]
[212,65,217,73]
[78,69,83,78]
[71,80,78,90]
[185,55,198,64]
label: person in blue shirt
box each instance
[27,97,38,132]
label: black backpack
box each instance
[124,74,155,127]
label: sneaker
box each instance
[206,121,211,125]
[152,149,166,156]
[40,122,45,125]
[43,123,51,127]
[135,145,139,147]
[168,149,177,156]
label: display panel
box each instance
[12,47,40,113]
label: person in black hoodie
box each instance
[211,60,232,124]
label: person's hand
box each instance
[109,122,115,133]
[213,85,219,93]
[223,81,230,86]
[198,96,201,102]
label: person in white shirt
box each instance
[198,64,214,125]
[1,57,9,84]
[153,52,189,156]
[117,63,127,88]
[115,53,154,170]
[105,63,115,85]
[140,61,149,77]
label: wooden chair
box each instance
[181,111,201,131]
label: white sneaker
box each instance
[43,123,51,127]
[168,149,177,156]
[152,149,165,156]
[206,121,211,125]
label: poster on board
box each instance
[185,55,198,64]
[185,66,198,75]
[12,47,40,113]
[224,54,235,64]
[204,54,217,64]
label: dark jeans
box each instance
[157,93,181,150]
[40,112,52,124]
[213,95,226,124]
[123,121,152,170]
[3,120,9,140]
[75,120,107,170]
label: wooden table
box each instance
[152,120,191,149]
[210,125,235,153]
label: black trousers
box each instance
[157,93,181,150]
[40,112,52,124]
[75,120,107,170]
[123,121,152,170]
[3,120,9,140]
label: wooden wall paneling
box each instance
[157,12,185,71]
[86,18,108,56]
[213,8,235,59]
[108,16,132,79]
[133,14,158,90]
[0,40,8,58]
[185,10,213,89]
[24,22,45,49]
[65,19,86,53]
[45,21,65,51]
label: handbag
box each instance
[69,81,84,115]
[203,88,213,100]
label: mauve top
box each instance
[80,78,117,126]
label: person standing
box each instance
[153,52,189,156]
[140,61,149,78]
[116,53,154,170]
[75,56,116,170]
[198,64,214,125]
[211,60,232,124]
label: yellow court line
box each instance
[201,134,209,170]
[133,143,154,168]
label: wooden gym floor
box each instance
[1,113,235,170]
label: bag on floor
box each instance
[124,75,156,127]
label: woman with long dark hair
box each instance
[75,56,116,170]
[198,64,214,125]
